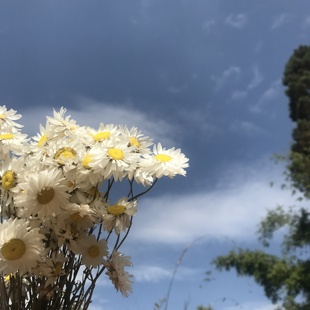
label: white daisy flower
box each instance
[105,250,133,297]
[63,168,101,206]
[0,157,24,208]
[0,218,46,275]
[37,251,68,287]
[72,235,108,268]
[48,137,82,168]
[77,148,105,186]
[141,143,189,179]
[91,140,139,181]
[29,122,55,152]
[102,197,137,234]
[69,125,92,146]
[56,203,98,235]
[119,125,153,154]
[46,107,78,138]
[25,128,51,166]
[88,123,120,147]
[15,168,71,219]
[127,167,154,186]
[0,105,23,130]
[0,129,28,156]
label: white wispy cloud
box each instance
[18,99,177,147]
[178,106,219,137]
[248,65,264,90]
[304,15,310,27]
[225,13,248,29]
[229,120,265,136]
[133,265,171,283]
[167,83,188,94]
[251,80,282,113]
[254,41,264,53]
[202,19,216,33]
[231,90,247,101]
[230,65,263,102]
[132,265,201,283]
[131,159,298,245]
[213,66,241,91]
[271,13,291,30]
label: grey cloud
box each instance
[19,99,178,147]
[0,0,216,111]
[131,160,297,244]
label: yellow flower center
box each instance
[0,114,5,120]
[0,133,14,140]
[155,154,172,162]
[37,187,55,204]
[82,154,92,169]
[129,137,140,148]
[107,148,124,160]
[107,204,126,216]
[93,131,110,141]
[88,245,100,258]
[67,180,74,188]
[4,274,12,282]
[54,147,77,164]
[2,170,16,190]
[70,212,84,222]
[1,238,26,260]
[38,134,47,147]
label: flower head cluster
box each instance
[0,105,189,307]
[0,218,46,275]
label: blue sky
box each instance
[1,1,310,309]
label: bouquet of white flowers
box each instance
[0,106,189,309]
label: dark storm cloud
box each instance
[0,0,308,112]
[0,0,307,184]
[0,0,219,113]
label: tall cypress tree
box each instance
[212,46,310,309]
[284,45,310,196]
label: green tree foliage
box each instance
[213,205,310,309]
[283,45,310,122]
[196,306,213,310]
[212,46,310,309]
[283,46,310,196]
